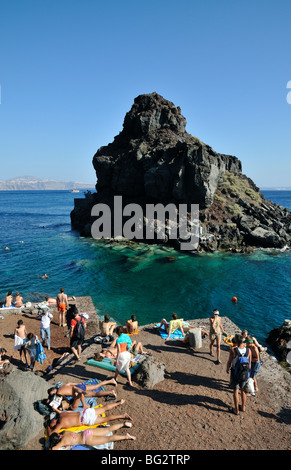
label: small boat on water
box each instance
[70,189,80,193]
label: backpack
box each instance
[234,347,250,382]
[75,317,86,340]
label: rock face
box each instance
[71,92,291,252]
[0,369,50,449]
[135,356,165,389]
[266,320,291,363]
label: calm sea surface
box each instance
[0,189,290,345]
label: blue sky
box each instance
[0,0,291,187]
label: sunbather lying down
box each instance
[47,378,117,409]
[47,399,132,435]
[48,422,136,450]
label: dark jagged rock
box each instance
[71,92,291,252]
[266,320,291,363]
[0,369,50,449]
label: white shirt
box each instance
[40,312,53,328]
[231,346,247,369]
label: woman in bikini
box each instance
[209,309,227,364]
[49,422,136,449]
[14,292,23,308]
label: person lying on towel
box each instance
[47,399,131,435]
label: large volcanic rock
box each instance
[93,92,241,208]
[71,92,291,252]
[0,369,50,450]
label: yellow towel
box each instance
[45,404,106,442]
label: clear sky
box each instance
[0,0,291,187]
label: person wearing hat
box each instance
[209,309,227,364]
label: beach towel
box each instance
[14,335,24,351]
[0,305,23,310]
[128,330,140,336]
[156,322,190,340]
[86,353,146,376]
[35,340,46,364]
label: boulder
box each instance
[135,356,165,389]
[266,319,291,363]
[0,369,50,449]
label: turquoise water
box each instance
[0,189,290,345]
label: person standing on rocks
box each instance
[70,307,86,361]
[14,319,28,365]
[56,288,68,327]
[38,309,53,350]
[114,326,134,387]
[209,309,227,364]
[226,333,251,415]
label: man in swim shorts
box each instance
[57,288,68,327]
[47,399,132,435]
[101,314,116,339]
[47,377,118,408]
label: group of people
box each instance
[94,314,147,387]
[4,285,265,429]
[226,330,263,415]
[42,378,136,449]
[14,318,47,370]
[9,288,85,370]
[159,309,264,416]
[3,290,24,308]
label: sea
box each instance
[0,189,290,346]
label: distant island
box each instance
[0,176,95,191]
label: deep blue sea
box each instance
[0,189,290,345]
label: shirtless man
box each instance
[47,399,132,435]
[57,288,68,327]
[47,377,118,409]
[14,292,23,308]
[14,319,28,364]
[101,314,116,338]
[4,291,13,307]
[125,315,138,334]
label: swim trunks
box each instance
[80,407,96,426]
[76,383,86,392]
[58,303,66,312]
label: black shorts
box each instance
[230,369,247,390]
[70,337,84,349]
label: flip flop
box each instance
[105,395,116,402]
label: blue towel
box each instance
[156,322,189,339]
[36,341,46,364]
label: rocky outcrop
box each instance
[0,369,50,449]
[266,319,291,364]
[71,92,291,252]
[135,355,165,389]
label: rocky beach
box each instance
[0,297,290,452]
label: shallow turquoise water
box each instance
[0,190,290,345]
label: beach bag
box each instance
[234,347,250,382]
[75,317,85,340]
[244,377,255,396]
